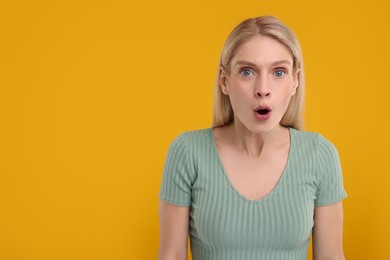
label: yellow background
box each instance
[1,0,389,259]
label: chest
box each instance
[189,148,318,252]
[217,146,289,201]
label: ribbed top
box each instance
[159,128,347,260]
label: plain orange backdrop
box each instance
[1,0,389,259]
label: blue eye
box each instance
[241,69,253,77]
[274,70,286,78]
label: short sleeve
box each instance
[159,134,195,207]
[314,135,347,207]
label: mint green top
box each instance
[159,128,347,260]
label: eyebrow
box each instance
[234,60,292,67]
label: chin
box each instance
[246,122,282,134]
[234,114,283,134]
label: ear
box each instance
[219,67,229,95]
[291,68,300,96]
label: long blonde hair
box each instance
[212,16,305,130]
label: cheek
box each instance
[279,94,294,113]
[227,91,242,109]
[229,78,253,96]
[274,85,294,108]
[280,79,296,96]
[228,87,252,106]
[226,87,251,112]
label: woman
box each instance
[158,16,347,260]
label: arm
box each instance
[158,200,190,260]
[312,201,345,260]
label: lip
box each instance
[253,105,272,112]
[253,105,272,121]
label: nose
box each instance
[254,77,271,97]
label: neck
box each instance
[228,120,289,158]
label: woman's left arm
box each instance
[312,201,345,260]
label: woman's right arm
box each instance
[158,200,190,260]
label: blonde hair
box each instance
[212,16,305,130]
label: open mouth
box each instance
[254,106,272,120]
[256,108,270,115]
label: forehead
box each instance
[231,36,293,67]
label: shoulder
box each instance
[171,128,212,147]
[290,128,342,178]
[167,128,213,157]
[180,128,212,139]
[290,128,338,153]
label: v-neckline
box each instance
[209,127,294,203]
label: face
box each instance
[220,36,299,133]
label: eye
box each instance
[240,69,254,77]
[274,69,286,78]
